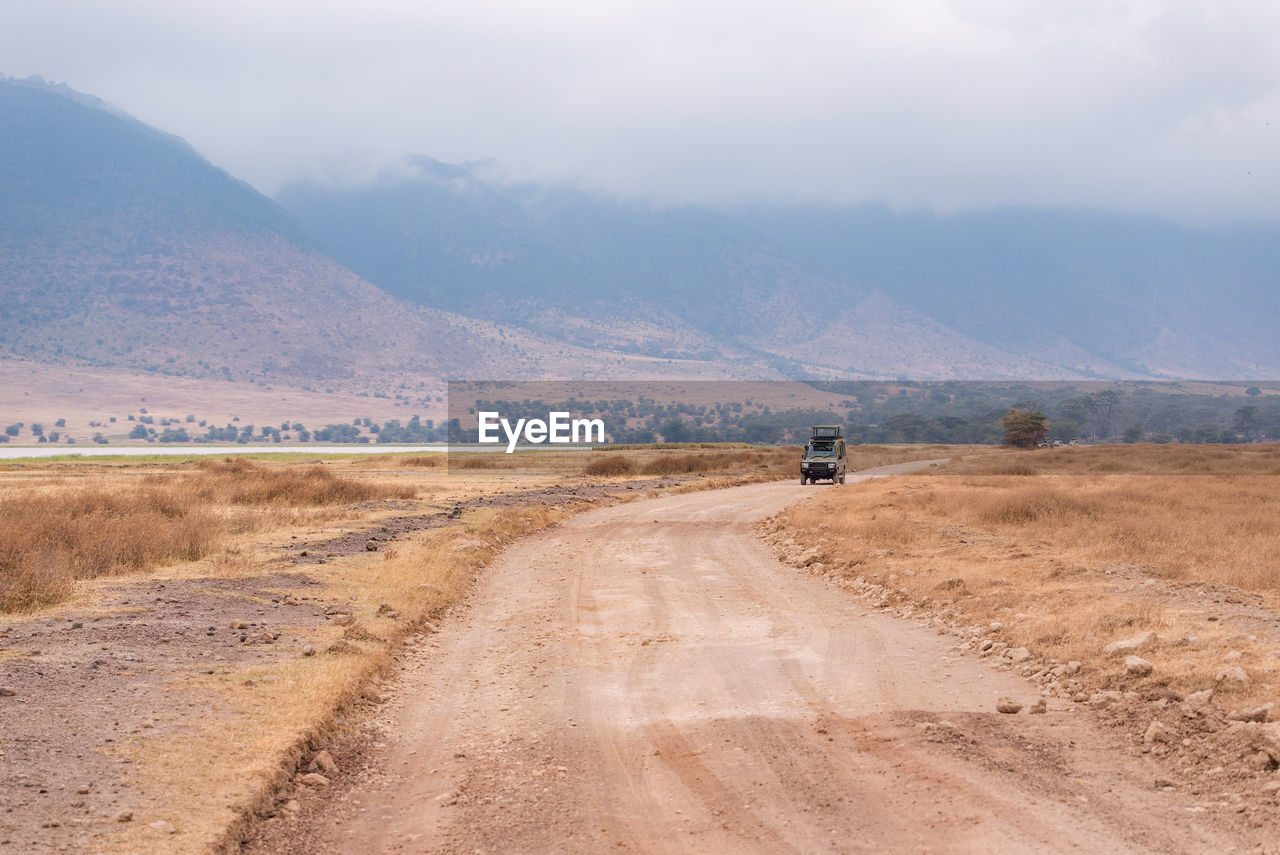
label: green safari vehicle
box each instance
[800,425,846,485]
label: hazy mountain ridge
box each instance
[0,79,762,389]
[4,77,1277,387]
[281,160,1280,379]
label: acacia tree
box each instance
[1001,409,1049,448]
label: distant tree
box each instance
[54,418,66,427]
[93,433,108,444]
[658,419,691,443]
[1245,386,1262,397]
[1094,389,1122,438]
[3,424,19,437]
[1001,409,1049,448]
[1234,405,1260,440]
[1123,423,1144,443]
[30,423,44,437]
[129,423,149,439]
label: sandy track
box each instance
[269,463,1242,854]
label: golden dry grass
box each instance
[770,444,1280,704]
[0,459,417,612]
[584,455,637,476]
[0,487,219,611]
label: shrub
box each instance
[584,455,636,476]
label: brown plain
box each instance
[773,443,1280,707]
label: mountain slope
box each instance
[280,162,1280,379]
[0,79,757,387]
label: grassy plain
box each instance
[769,444,1280,709]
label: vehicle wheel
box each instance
[800,475,807,485]
[838,473,845,484]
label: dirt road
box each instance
[262,463,1246,854]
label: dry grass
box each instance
[584,455,637,476]
[452,455,505,469]
[392,454,446,469]
[0,487,220,611]
[190,458,416,505]
[768,444,1280,705]
[948,443,1280,476]
[0,459,417,612]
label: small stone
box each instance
[283,597,300,606]
[1184,689,1213,706]
[1155,775,1176,789]
[310,750,339,775]
[281,799,301,814]
[1065,661,1082,675]
[1227,703,1274,723]
[996,697,1023,714]
[988,622,1003,632]
[1007,647,1032,664]
[228,620,247,630]
[1029,698,1048,715]
[0,687,15,697]
[331,615,356,627]
[302,647,317,657]
[1215,666,1250,687]
[1090,690,1123,708]
[115,810,133,823]
[1222,650,1243,662]
[299,773,330,788]
[365,540,378,551]
[1125,656,1154,676]
[76,786,90,795]
[1246,751,1273,771]
[1261,781,1280,795]
[1144,720,1169,745]
[149,820,175,834]
[1103,631,1157,657]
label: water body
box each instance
[0,444,447,461]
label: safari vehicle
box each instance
[800,425,846,485]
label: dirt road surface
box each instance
[260,463,1248,854]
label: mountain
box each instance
[5,75,1276,388]
[281,161,1280,380]
[0,78,756,390]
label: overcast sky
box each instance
[2,0,1278,221]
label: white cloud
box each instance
[2,0,1278,220]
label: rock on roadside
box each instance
[310,750,339,775]
[1103,631,1157,657]
[1124,656,1154,677]
[1215,666,1251,688]
[996,697,1023,714]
